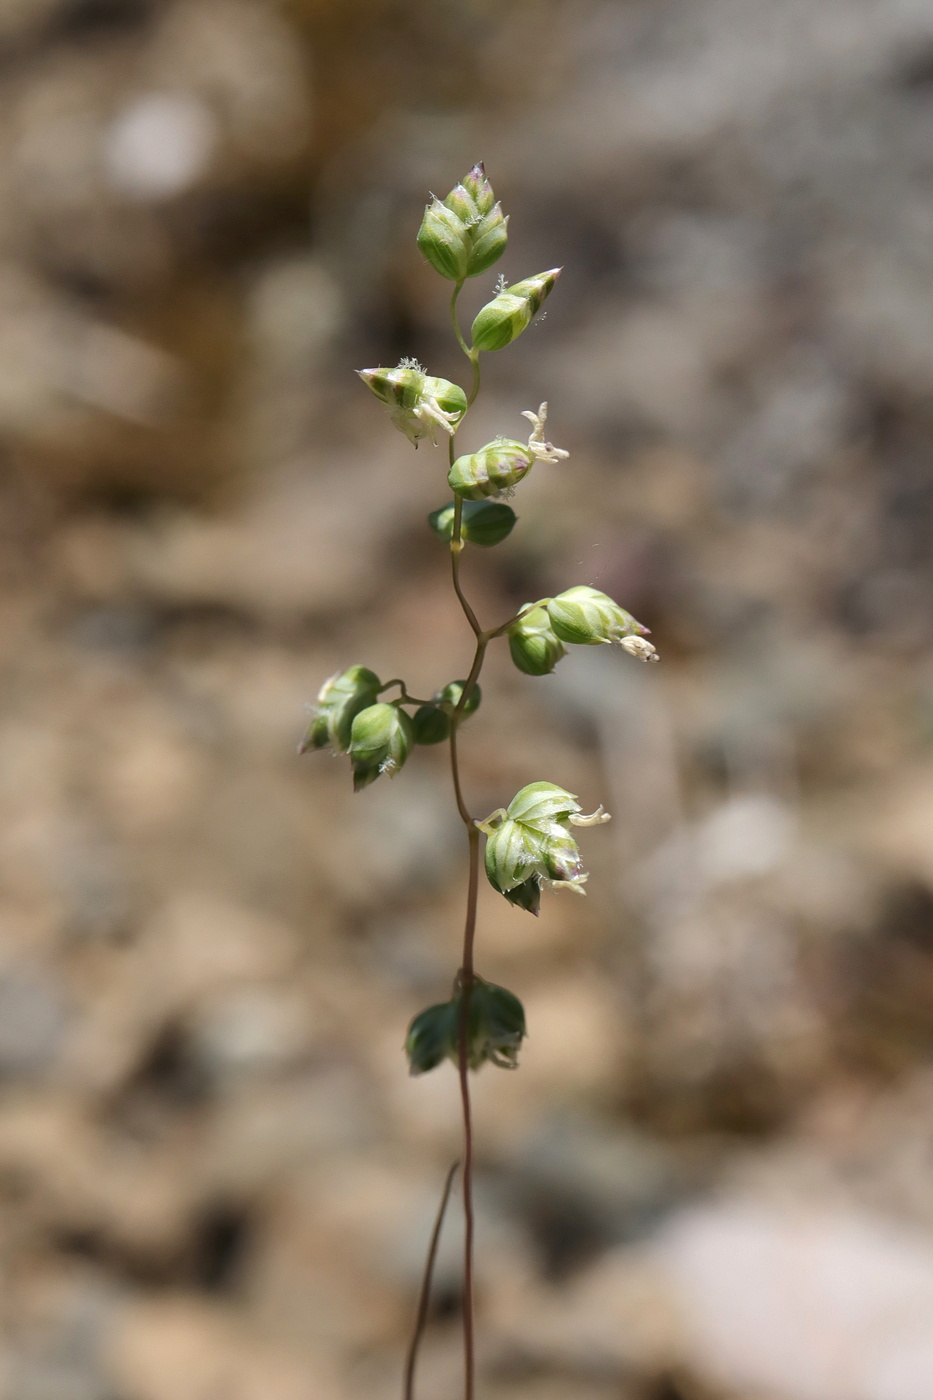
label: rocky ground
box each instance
[1,2,933,1398]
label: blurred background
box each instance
[2,1,933,1397]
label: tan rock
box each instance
[106,1296,346,1400]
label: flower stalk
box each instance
[299,165,658,1400]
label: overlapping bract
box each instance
[406,977,526,1074]
[449,438,532,500]
[358,362,467,447]
[348,702,414,791]
[301,665,482,787]
[471,269,561,352]
[508,604,567,676]
[547,585,654,653]
[448,403,569,501]
[481,782,610,915]
[417,163,509,282]
[299,664,381,755]
[506,587,656,676]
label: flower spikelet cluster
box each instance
[480,781,611,915]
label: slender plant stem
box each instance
[456,633,488,714]
[447,679,479,1399]
[485,601,542,640]
[448,552,481,1400]
[449,281,480,405]
[402,1159,460,1400]
[451,496,484,640]
[450,281,471,357]
[447,279,485,1400]
[467,352,481,406]
[379,680,434,706]
[406,267,547,1400]
[456,824,479,1400]
[449,722,472,829]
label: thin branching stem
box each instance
[456,823,479,1400]
[450,281,471,358]
[447,281,484,1400]
[485,601,542,640]
[451,496,484,640]
[447,665,479,1400]
[402,1159,460,1400]
[449,281,480,404]
[467,352,481,406]
[455,634,488,721]
[449,720,473,829]
[379,679,433,706]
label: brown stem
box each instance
[380,680,433,706]
[485,601,542,640]
[457,637,488,715]
[450,281,471,358]
[456,828,480,1400]
[451,499,484,638]
[447,667,481,1400]
[402,1159,460,1400]
[466,349,481,407]
[448,635,488,826]
[449,724,472,828]
[447,277,485,1400]
[449,281,481,404]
